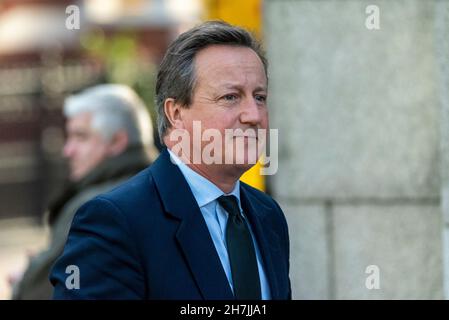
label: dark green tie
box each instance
[217,195,261,300]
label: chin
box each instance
[218,162,252,176]
[71,170,86,182]
[233,161,256,174]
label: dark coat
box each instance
[50,148,291,299]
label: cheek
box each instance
[207,112,236,130]
[261,110,269,128]
[94,143,110,159]
[81,140,108,163]
[190,114,230,136]
[80,142,97,157]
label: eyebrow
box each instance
[221,83,267,92]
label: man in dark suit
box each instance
[50,21,291,300]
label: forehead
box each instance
[194,45,267,86]
[66,112,92,131]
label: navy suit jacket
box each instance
[50,149,291,299]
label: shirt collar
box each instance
[167,149,241,208]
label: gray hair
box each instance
[155,20,267,144]
[64,84,154,150]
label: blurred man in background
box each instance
[9,84,157,299]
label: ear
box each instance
[107,130,129,156]
[164,98,185,130]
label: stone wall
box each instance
[265,0,445,299]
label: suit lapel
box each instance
[175,212,234,299]
[150,149,234,299]
[240,185,282,299]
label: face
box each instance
[172,45,269,177]
[63,112,114,181]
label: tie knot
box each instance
[217,195,240,217]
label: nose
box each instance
[239,97,263,126]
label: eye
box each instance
[255,94,267,103]
[73,132,89,142]
[222,94,238,101]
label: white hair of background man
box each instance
[64,84,155,152]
